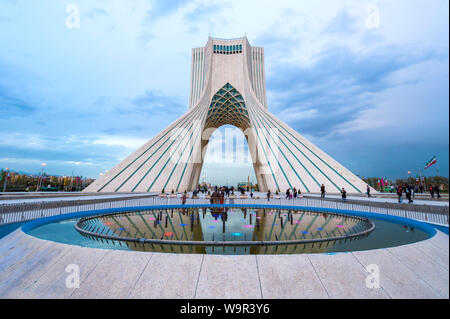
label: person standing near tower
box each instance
[405,183,413,203]
[285,189,290,199]
[341,188,347,202]
[321,184,326,198]
[434,184,441,198]
[367,185,371,197]
[429,185,435,198]
[397,184,403,203]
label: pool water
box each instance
[26,207,430,255]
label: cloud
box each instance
[91,136,148,150]
[322,8,357,35]
[0,132,147,176]
[267,44,443,137]
[183,2,228,24]
[0,0,447,180]
[83,8,109,19]
[144,0,190,23]
[131,90,185,115]
[0,93,34,116]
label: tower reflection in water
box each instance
[93,208,370,255]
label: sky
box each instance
[0,0,448,186]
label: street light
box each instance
[2,167,9,192]
[37,163,47,192]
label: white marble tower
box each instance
[84,37,372,194]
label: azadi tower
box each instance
[85,37,371,194]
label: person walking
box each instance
[267,190,271,202]
[182,194,187,205]
[434,185,441,198]
[285,189,290,199]
[429,185,435,198]
[397,184,403,203]
[320,184,326,198]
[405,183,413,203]
[366,185,371,198]
[341,188,347,202]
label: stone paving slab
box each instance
[307,252,390,299]
[413,238,449,271]
[0,230,50,272]
[0,228,448,299]
[195,255,262,299]
[257,254,329,299]
[0,240,72,298]
[130,253,203,299]
[427,231,449,250]
[70,250,152,299]
[352,249,441,299]
[386,244,449,298]
[19,246,109,299]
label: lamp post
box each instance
[37,163,47,192]
[2,168,9,192]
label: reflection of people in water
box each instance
[210,191,219,204]
[221,211,228,222]
[210,210,227,222]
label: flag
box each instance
[425,156,437,169]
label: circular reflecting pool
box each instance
[27,207,430,255]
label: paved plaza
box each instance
[0,227,447,299]
[0,193,448,299]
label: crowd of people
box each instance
[318,182,442,204]
[183,182,443,206]
[396,183,441,203]
[197,185,254,204]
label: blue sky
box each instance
[0,0,448,185]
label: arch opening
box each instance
[199,125,257,189]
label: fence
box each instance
[0,195,157,225]
[1,194,448,226]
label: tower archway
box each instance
[195,83,260,191]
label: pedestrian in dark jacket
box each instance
[341,188,347,202]
[434,185,441,198]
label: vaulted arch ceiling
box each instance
[205,83,250,129]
